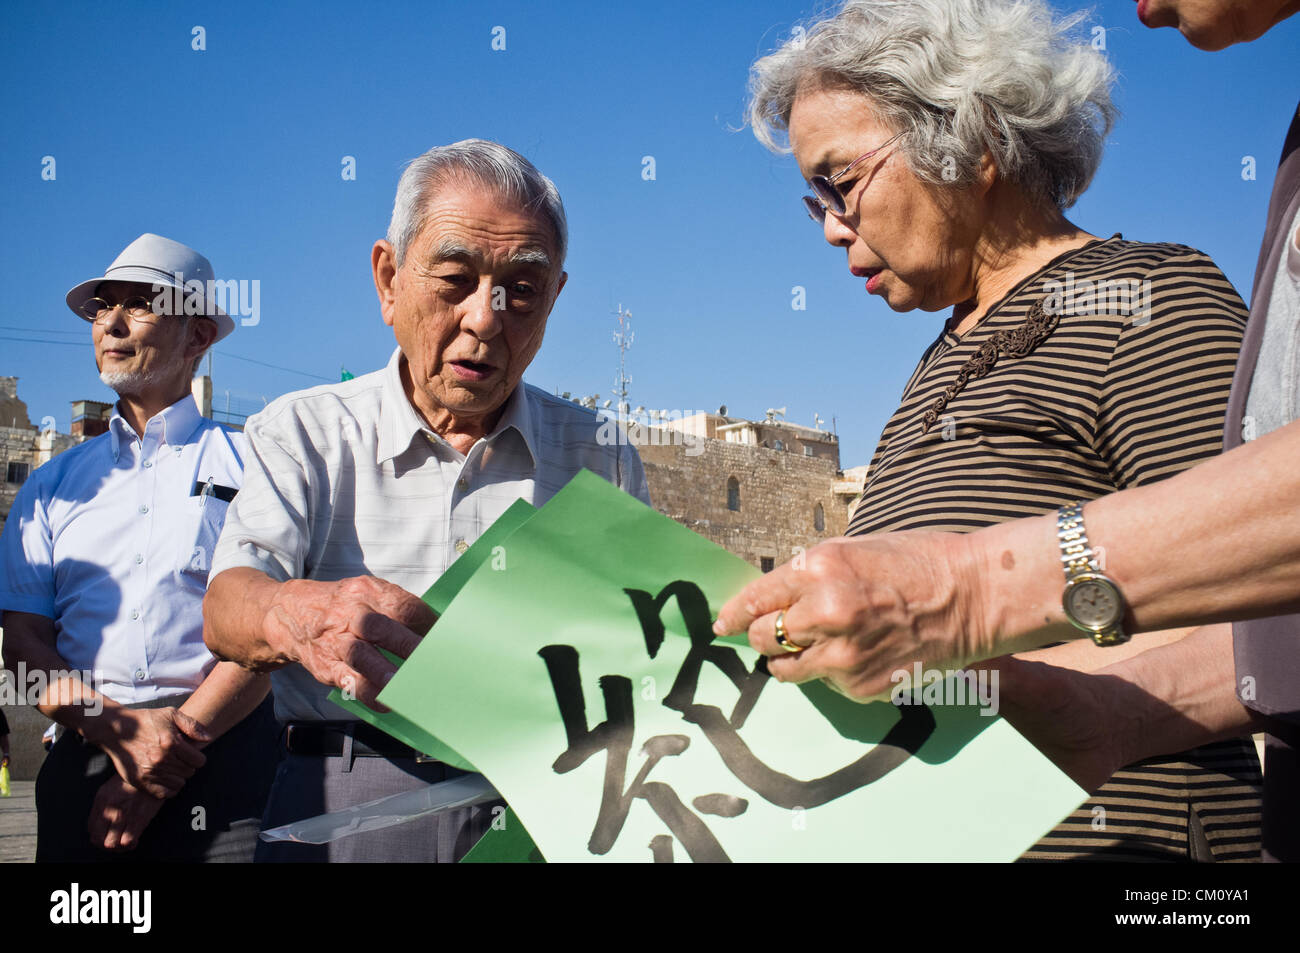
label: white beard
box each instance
[100,364,169,396]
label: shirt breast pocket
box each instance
[178,496,230,586]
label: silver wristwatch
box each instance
[1057,501,1130,646]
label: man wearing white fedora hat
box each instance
[0,233,279,862]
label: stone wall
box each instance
[639,437,854,571]
[0,377,32,431]
[0,424,37,536]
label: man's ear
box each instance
[187,317,219,363]
[554,270,568,301]
[372,240,399,328]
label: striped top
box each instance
[849,236,1248,537]
[846,236,1263,861]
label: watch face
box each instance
[1064,575,1123,630]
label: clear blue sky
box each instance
[1,0,1296,468]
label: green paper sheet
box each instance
[380,470,1086,862]
[460,808,544,863]
[326,498,541,772]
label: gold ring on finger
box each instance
[773,609,808,653]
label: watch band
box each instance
[1057,501,1130,646]
[1057,501,1099,576]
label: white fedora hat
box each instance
[65,233,236,343]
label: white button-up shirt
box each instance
[0,395,246,703]
[212,347,650,723]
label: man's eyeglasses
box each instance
[802,131,905,223]
[79,296,162,324]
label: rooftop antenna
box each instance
[613,303,633,417]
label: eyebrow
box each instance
[430,240,552,270]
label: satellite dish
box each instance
[718,404,727,417]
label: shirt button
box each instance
[138,504,149,514]
[456,477,469,491]
[454,539,470,555]
[131,609,140,620]
[142,460,153,468]
[134,670,146,681]
[134,554,144,565]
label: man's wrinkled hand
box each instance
[92,706,209,799]
[264,575,435,709]
[712,533,989,701]
[88,775,165,851]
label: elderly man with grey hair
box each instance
[1,234,278,861]
[203,139,649,863]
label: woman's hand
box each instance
[714,532,998,700]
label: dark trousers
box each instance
[255,740,497,863]
[35,695,280,863]
[1262,733,1300,863]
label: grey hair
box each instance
[747,0,1117,209]
[386,139,568,268]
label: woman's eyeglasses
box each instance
[803,131,904,223]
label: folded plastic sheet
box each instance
[258,774,499,845]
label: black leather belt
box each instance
[283,721,436,762]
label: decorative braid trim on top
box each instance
[920,297,1059,434]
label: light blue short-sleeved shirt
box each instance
[0,395,245,703]
[212,347,650,723]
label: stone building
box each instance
[0,378,87,537]
[631,410,866,572]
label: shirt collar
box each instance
[376,346,538,467]
[108,394,203,461]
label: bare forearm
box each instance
[178,663,271,742]
[1089,422,1300,627]
[1012,626,1196,674]
[2,611,115,737]
[1105,623,1264,765]
[203,567,291,671]
[977,420,1300,653]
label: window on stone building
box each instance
[726,476,740,512]
[6,461,29,485]
[814,502,825,532]
[773,439,784,451]
[761,556,775,573]
[804,445,814,457]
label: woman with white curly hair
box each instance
[744,0,1262,861]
